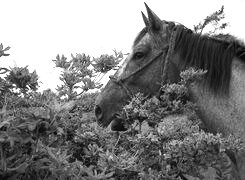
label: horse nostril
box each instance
[95,105,103,121]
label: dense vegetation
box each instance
[0,5,244,180]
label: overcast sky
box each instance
[0,0,244,91]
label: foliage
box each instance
[53,50,123,100]
[0,44,11,76]
[0,43,10,58]
[53,53,100,100]
[92,50,123,73]
[0,44,12,102]
[193,5,228,36]
[1,67,244,180]
[0,45,39,109]
[6,66,39,93]
[77,92,99,113]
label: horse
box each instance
[94,3,245,178]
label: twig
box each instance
[0,67,9,74]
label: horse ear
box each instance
[141,11,149,27]
[144,2,162,31]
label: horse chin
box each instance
[110,118,127,131]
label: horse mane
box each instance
[133,24,245,94]
[174,26,245,94]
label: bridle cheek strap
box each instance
[109,50,165,98]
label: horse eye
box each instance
[133,52,145,60]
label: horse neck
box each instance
[188,57,245,141]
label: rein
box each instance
[109,26,179,99]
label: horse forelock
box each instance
[174,27,245,94]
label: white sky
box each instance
[0,0,244,91]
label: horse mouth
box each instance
[97,113,118,127]
[98,113,127,131]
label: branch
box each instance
[74,90,85,98]
[0,67,9,74]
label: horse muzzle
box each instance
[95,104,127,131]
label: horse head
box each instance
[95,3,181,131]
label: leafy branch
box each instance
[0,43,10,57]
[193,5,228,36]
[92,49,123,74]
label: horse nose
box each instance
[95,105,103,122]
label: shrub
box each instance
[0,65,244,179]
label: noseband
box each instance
[109,26,179,98]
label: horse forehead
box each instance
[136,33,151,47]
[115,33,151,78]
[136,24,169,47]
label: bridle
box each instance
[109,25,179,99]
[109,50,165,98]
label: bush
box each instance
[0,68,244,180]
